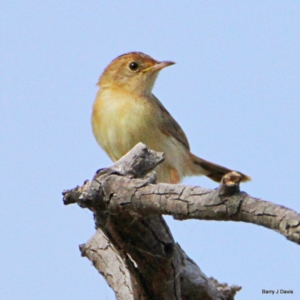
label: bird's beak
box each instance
[143,61,175,73]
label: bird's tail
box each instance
[189,153,251,183]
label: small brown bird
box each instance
[92,52,250,184]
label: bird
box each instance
[91,52,250,184]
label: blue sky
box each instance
[1,2,300,299]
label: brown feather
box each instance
[190,153,251,183]
[152,94,190,150]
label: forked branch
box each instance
[62,143,300,300]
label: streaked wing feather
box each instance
[152,94,190,150]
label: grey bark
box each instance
[62,143,300,300]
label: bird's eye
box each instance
[129,62,139,71]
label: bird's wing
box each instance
[152,94,190,150]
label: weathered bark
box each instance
[79,229,133,299]
[62,143,300,299]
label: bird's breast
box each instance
[92,89,158,161]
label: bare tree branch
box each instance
[62,143,299,299]
[80,229,133,300]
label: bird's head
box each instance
[98,52,175,95]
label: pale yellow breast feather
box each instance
[92,88,156,161]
